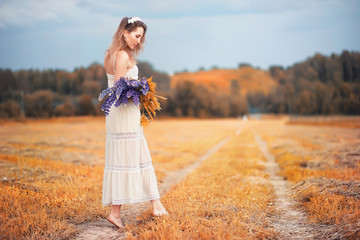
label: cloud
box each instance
[0,0,81,27]
[1,0,356,28]
[140,3,360,72]
[0,0,359,72]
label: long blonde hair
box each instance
[106,17,147,59]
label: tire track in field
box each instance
[158,136,231,195]
[254,132,316,240]
[72,133,234,240]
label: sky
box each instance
[0,0,359,75]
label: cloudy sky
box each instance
[0,0,359,74]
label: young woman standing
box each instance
[102,16,168,228]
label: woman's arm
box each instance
[114,51,131,82]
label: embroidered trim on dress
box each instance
[102,193,160,205]
[106,132,143,140]
[104,161,153,173]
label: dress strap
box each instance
[113,55,117,73]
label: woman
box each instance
[102,16,168,228]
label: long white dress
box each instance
[102,64,160,206]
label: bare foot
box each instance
[151,199,168,216]
[107,214,125,228]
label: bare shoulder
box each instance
[114,51,130,68]
[115,50,130,62]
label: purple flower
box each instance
[101,93,116,116]
[129,79,141,88]
[140,77,149,95]
[140,77,147,85]
[114,79,128,99]
[126,89,140,105]
[114,92,128,107]
[98,76,151,115]
[98,87,114,101]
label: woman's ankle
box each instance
[151,199,161,205]
[110,205,122,218]
[109,214,122,220]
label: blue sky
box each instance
[0,0,359,74]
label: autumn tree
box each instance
[76,94,95,116]
[24,90,53,118]
[0,100,21,118]
[54,101,75,117]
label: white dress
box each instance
[102,64,160,206]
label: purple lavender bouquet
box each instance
[98,76,149,116]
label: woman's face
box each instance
[125,27,144,50]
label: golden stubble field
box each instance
[0,116,359,239]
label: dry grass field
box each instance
[0,116,359,239]
[255,118,360,239]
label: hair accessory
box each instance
[128,17,142,24]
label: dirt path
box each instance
[254,132,316,239]
[72,135,232,240]
[159,136,231,195]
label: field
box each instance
[0,116,359,239]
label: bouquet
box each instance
[98,76,165,126]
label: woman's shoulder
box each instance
[115,50,130,61]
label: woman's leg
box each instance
[108,205,125,227]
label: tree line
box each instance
[248,50,360,115]
[0,50,359,119]
[0,61,172,118]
